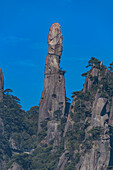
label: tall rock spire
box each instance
[38,23,66,132]
[0,68,4,100]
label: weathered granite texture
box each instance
[0,68,4,100]
[83,63,107,93]
[38,23,66,133]
[57,151,69,170]
[59,64,111,170]
[75,65,110,170]
[76,91,110,170]
[83,67,99,92]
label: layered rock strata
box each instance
[76,91,110,170]
[38,23,66,134]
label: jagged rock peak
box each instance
[47,23,63,57]
[38,23,66,134]
[0,68,4,100]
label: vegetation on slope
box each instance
[1,57,113,169]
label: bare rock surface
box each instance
[38,23,66,133]
[8,162,23,170]
[57,151,69,170]
[83,66,100,93]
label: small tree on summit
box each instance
[81,72,87,77]
[108,62,113,71]
[3,88,13,95]
[86,57,100,68]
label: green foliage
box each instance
[66,97,71,102]
[86,57,100,68]
[71,91,81,98]
[88,127,102,140]
[3,88,13,94]
[30,144,60,170]
[2,57,113,169]
[109,62,113,72]
[38,129,47,142]
[0,89,39,167]
[81,72,87,77]
[7,153,32,170]
[64,161,76,170]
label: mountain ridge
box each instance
[0,23,113,170]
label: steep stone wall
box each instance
[38,23,66,133]
[59,64,111,170]
[76,91,110,170]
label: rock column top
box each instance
[47,23,63,56]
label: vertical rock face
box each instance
[60,63,111,170]
[83,67,99,93]
[38,23,66,133]
[76,91,110,170]
[0,68,4,100]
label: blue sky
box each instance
[0,0,113,110]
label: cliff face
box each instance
[38,23,66,133]
[37,27,113,169]
[60,61,112,170]
[75,91,110,170]
[1,25,113,170]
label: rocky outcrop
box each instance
[83,67,99,92]
[0,68,4,100]
[1,24,113,170]
[59,62,112,170]
[76,91,110,170]
[74,64,111,169]
[38,23,66,133]
[83,63,106,93]
[76,141,110,170]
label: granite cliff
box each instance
[37,25,113,169]
[38,23,66,133]
[38,23,67,150]
[1,24,113,170]
[58,58,113,170]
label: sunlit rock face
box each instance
[76,92,110,170]
[0,68,4,100]
[38,23,66,133]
